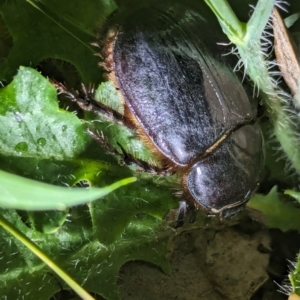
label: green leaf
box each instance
[0,0,116,82]
[0,66,87,159]
[247,186,300,231]
[0,209,173,299]
[285,189,300,204]
[0,168,135,211]
[90,173,179,244]
[0,64,177,298]
[0,214,95,300]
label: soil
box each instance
[117,216,299,300]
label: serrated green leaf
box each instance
[0,209,172,300]
[0,67,87,159]
[247,186,300,231]
[0,64,176,299]
[0,0,116,82]
[0,214,96,300]
[90,173,179,244]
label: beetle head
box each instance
[186,125,264,216]
[187,159,252,216]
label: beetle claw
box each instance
[173,200,188,228]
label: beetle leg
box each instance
[86,128,122,157]
[86,128,167,174]
[52,80,172,174]
[88,125,169,172]
[52,80,137,130]
[116,142,169,174]
[173,200,197,228]
[174,200,187,228]
[88,130,168,173]
[52,80,94,111]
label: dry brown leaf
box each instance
[273,8,300,96]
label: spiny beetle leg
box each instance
[116,142,170,175]
[52,80,168,174]
[87,128,167,174]
[52,80,94,111]
[52,80,136,130]
[86,128,121,157]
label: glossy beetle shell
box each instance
[101,2,264,216]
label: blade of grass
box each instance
[0,169,136,210]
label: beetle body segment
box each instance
[102,3,264,215]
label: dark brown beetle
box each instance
[99,1,264,217]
